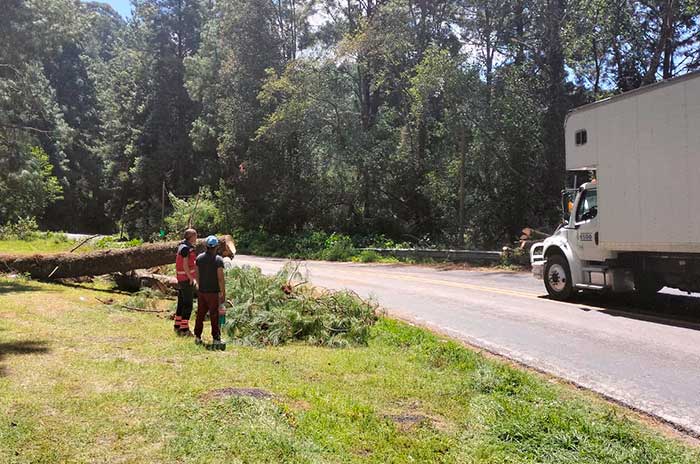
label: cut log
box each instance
[112,270,179,294]
[0,235,236,280]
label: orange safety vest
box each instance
[175,241,196,282]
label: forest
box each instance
[1,0,699,248]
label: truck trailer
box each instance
[530,71,700,300]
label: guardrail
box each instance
[359,248,504,264]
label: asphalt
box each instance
[234,255,700,436]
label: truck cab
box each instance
[530,72,700,301]
[531,181,634,300]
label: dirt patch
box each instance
[202,387,273,401]
[385,413,429,430]
[286,399,312,411]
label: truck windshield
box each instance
[576,189,598,222]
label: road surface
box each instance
[234,255,700,436]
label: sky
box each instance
[98,0,132,18]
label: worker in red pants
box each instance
[174,228,197,336]
[194,235,226,346]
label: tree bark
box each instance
[643,0,675,84]
[542,0,567,218]
[0,235,236,280]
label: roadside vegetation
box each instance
[1,272,698,463]
[9,2,697,253]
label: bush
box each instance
[354,250,381,263]
[94,236,144,249]
[0,146,62,224]
[165,187,220,238]
[223,264,378,347]
[359,234,411,250]
[235,229,359,261]
[318,233,355,261]
[500,247,528,268]
[0,217,40,240]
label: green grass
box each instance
[0,276,697,463]
[0,235,90,254]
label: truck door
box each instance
[572,188,605,262]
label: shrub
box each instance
[318,233,355,261]
[165,187,220,237]
[0,217,40,240]
[94,236,144,249]
[223,264,378,347]
[355,250,381,263]
[500,247,528,268]
[361,234,411,250]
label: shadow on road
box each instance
[0,336,51,377]
[565,292,700,330]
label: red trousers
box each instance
[195,292,221,339]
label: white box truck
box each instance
[530,71,700,300]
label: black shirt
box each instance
[196,252,224,293]
[177,240,194,258]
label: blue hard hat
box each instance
[206,235,219,248]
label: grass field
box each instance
[0,276,698,463]
[0,236,87,255]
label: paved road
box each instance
[234,255,700,436]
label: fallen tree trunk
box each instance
[0,235,236,280]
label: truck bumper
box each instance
[530,243,545,280]
[532,261,544,280]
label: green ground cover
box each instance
[0,234,90,255]
[0,275,697,463]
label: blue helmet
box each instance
[206,235,219,248]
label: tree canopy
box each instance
[2,0,698,246]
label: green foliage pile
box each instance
[223,265,378,347]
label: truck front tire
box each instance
[544,255,574,301]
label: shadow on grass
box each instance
[0,280,46,295]
[47,280,132,296]
[0,338,50,377]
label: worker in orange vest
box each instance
[174,228,197,336]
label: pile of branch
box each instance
[0,235,236,280]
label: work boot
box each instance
[213,339,226,351]
[179,330,194,337]
[194,337,203,345]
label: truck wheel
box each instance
[634,272,663,299]
[544,255,573,301]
